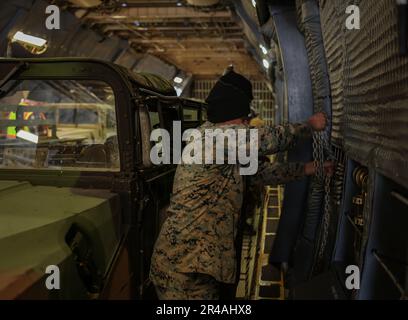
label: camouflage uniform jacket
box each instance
[150,121,312,285]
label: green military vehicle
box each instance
[0,58,206,299]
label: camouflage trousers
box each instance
[150,265,220,300]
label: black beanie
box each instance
[205,70,253,123]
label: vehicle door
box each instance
[135,94,181,298]
[0,60,138,300]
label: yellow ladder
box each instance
[253,185,285,300]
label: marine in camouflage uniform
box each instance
[149,70,324,300]
[150,120,313,299]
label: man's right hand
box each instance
[308,112,327,131]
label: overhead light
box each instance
[112,15,127,19]
[11,31,47,54]
[259,44,268,55]
[262,59,270,69]
[173,76,184,84]
[16,130,38,144]
[12,31,46,47]
[251,0,257,8]
[121,2,128,7]
[177,1,183,6]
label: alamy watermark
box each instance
[149,121,259,176]
[45,5,60,30]
[45,265,60,290]
[44,4,361,31]
[345,5,360,30]
[345,265,360,290]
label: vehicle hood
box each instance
[0,180,121,299]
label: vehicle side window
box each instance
[201,108,207,122]
[149,111,160,130]
[182,106,200,130]
[161,105,180,136]
[0,79,119,171]
[183,107,198,121]
[139,98,207,167]
[139,99,180,167]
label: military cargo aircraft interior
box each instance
[0,0,407,306]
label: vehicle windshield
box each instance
[0,79,119,171]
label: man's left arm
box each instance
[255,112,326,155]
